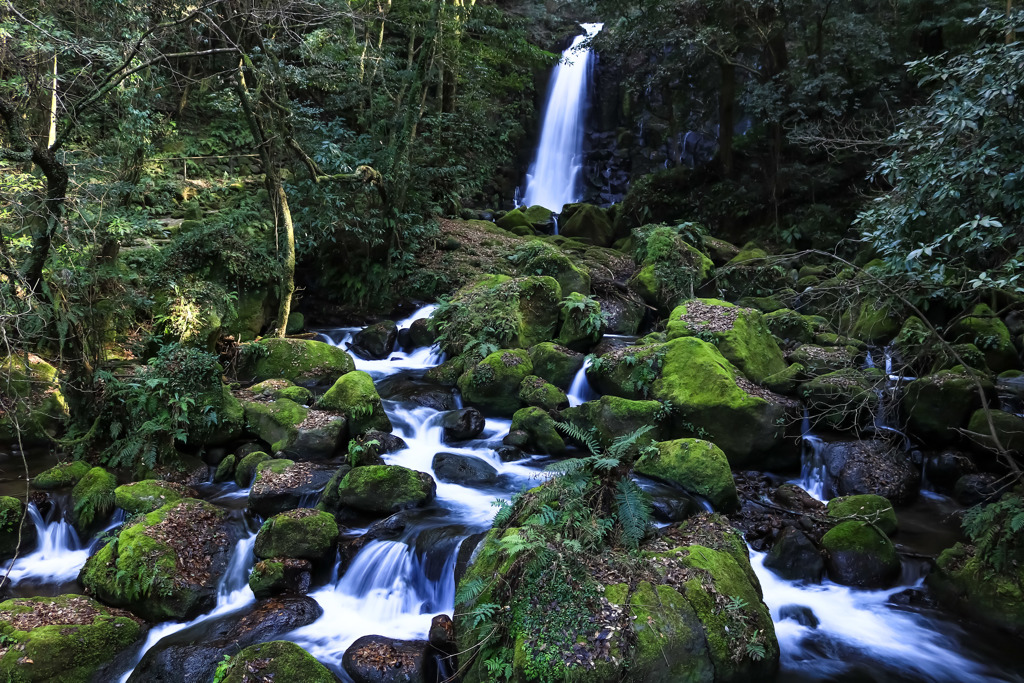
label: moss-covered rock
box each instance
[496,208,533,232]
[79,498,231,621]
[243,398,309,453]
[335,465,436,515]
[235,450,272,487]
[800,368,882,431]
[0,594,142,683]
[825,495,897,536]
[764,309,816,344]
[511,241,590,296]
[0,354,68,444]
[762,363,803,395]
[892,316,933,370]
[248,459,334,518]
[457,349,534,417]
[248,558,313,599]
[205,385,246,446]
[903,370,990,444]
[629,225,714,312]
[726,242,768,265]
[563,396,664,445]
[250,379,313,405]
[967,408,1024,453]
[840,301,901,344]
[527,343,584,389]
[0,497,34,561]
[636,439,739,512]
[70,467,117,530]
[214,453,237,483]
[560,204,614,247]
[114,480,190,516]
[254,508,338,562]
[929,542,1024,635]
[518,375,568,411]
[318,370,391,435]
[430,275,562,356]
[31,460,91,490]
[219,641,339,683]
[247,338,355,387]
[423,357,466,387]
[789,344,859,377]
[585,344,666,400]
[666,299,787,384]
[820,521,900,588]
[950,304,1020,372]
[510,407,566,456]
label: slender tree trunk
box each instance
[718,61,735,179]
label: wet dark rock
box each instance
[773,483,826,513]
[351,321,398,360]
[432,452,499,486]
[282,416,347,461]
[953,472,1009,506]
[778,604,820,629]
[502,429,530,448]
[233,442,265,460]
[924,450,977,492]
[203,447,229,467]
[821,521,900,588]
[888,588,939,609]
[408,319,437,349]
[364,431,409,455]
[764,527,825,583]
[377,376,455,411]
[249,558,313,598]
[495,445,525,462]
[454,532,486,588]
[248,463,334,517]
[823,440,920,504]
[650,494,699,523]
[440,408,486,443]
[127,596,323,683]
[342,635,431,683]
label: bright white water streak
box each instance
[750,551,1014,682]
[567,355,597,407]
[522,23,603,212]
[320,304,444,376]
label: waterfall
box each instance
[522,23,603,212]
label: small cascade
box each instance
[793,410,828,501]
[522,23,603,212]
[320,305,444,376]
[567,357,597,407]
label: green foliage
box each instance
[962,493,1024,574]
[560,292,604,337]
[212,655,234,683]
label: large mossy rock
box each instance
[822,440,920,504]
[820,521,900,588]
[0,496,35,561]
[318,371,392,435]
[457,349,534,417]
[518,375,568,411]
[629,225,714,313]
[114,480,190,516]
[510,241,591,296]
[254,508,338,562]
[510,407,566,455]
[528,343,584,389]
[334,465,436,515]
[764,309,817,345]
[586,344,666,400]
[70,467,117,530]
[825,494,898,536]
[800,368,882,431]
[31,460,91,490]
[430,275,562,356]
[351,320,398,360]
[967,408,1024,453]
[636,439,739,512]
[250,379,313,404]
[246,338,355,387]
[0,354,68,444]
[902,370,990,444]
[840,301,901,343]
[929,542,1024,635]
[219,641,340,683]
[560,204,614,247]
[650,337,789,466]
[950,304,1020,372]
[80,498,232,621]
[248,460,334,517]
[789,344,859,377]
[243,398,309,454]
[562,396,664,445]
[0,594,142,683]
[666,299,787,384]
[235,450,272,487]
[456,513,778,683]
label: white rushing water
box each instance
[567,356,597,407]
[522,23,603,212]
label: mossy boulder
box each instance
[892,316,933,370]
[511,241,590,296]
[282,412,348,461]
[840,301,901,343]
[254,508,338,562]
[430,275,562,356]
[762,363,803,395]
[214,454,237,483]
[235,450,272,487]
[247,338,355,387]
[70,467,117,530]
[0,354,68,444]
[726,242,768,265]
[629,225,714,312]
[318,371,391,435]
[560,204,614,247]
[825,495,897,536]
[902,370,990,444]
[518,375,568,411]
[250,379,313,405]
[335,465,436,515]
[0,594,142,683]
[800,368,882,430]
[205,385,247,446]
[651,337,789,465]
[789,344,859,377]
[32,460,91,490]
[248,558,313,599]
[243,398,309,453]
[0,497,35,561]
[219,641,339,683]
[764,309,816,344]
[585,344,666,400]
[967,408,1024,453]
[457,349,534,417]
[423,357,466,387]
[248,460,334,518]
[528,343,585,389]
[114,480,189,515]
[636,439,739,512]
[563,396,664,445]
[79,498,232,621]
[510,407,566,456]
[496,208,533,232]
[351,320,399,360]
[929,542,1024,635]
[820,521,900,588]
[950,304,1020,372]
[666,299,787,384]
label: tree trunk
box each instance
[718,61,735,179]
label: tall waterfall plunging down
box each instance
[522,23,602,212]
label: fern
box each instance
[962,494,1024,573]
[614,478,652,550]
[554,421,603,455]
[456,576,488,606]
[607,424,656,460]
[492,498,516,527]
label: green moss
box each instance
[70,467,117,529]
[666,299,787,384]
[458,349,534,417]
[248,338,355,386]
[32,461,91,490]
[528,343,584,389]
[629,226,714,312]
[235,451,272,487]
[221,641,337,683]
[336,465,436,514]
[826,495,897,535]
[423,356,466,387]
[318,370,391,435]
[800,368,881,430]
[560,204,614,247]
[518,375,568,411]
[840,301,901,343]
[254,509,338,561]
[0,354,68,443]
[950,304,1020,372]
[762,363,803,395]
[248,559,286,598]
[214,453,237,483]
[627,581,713,683]
[636,439,739,512]
[564,396,664,445]
[902,370,988,443]
[967,408,1024,453]
[114,480,186,515]
[586,344,665,400]
[510,407,567,456]
[820,520,900,586]
[243,398,309,453]
[251,379,312,404]
[512,241,591,296]
[0,497,29,559]
[789,344,858,377]
[930,543,1024,634]
[764,308,815,344]
[726,242,768,265]
[496,208,533,231]
[0,595,142,683]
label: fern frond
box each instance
[455,576,488,606]
[615,478,652,550]
[608,424,656,459]
[554,421,603,456]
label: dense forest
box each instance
[1,0,1023,681]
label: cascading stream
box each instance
[522,23,603,212]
